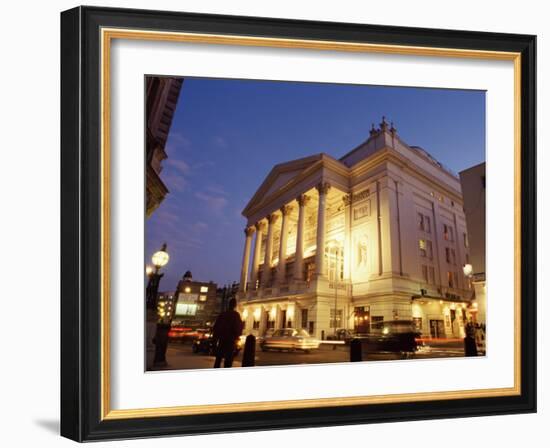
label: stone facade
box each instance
[237,118,474,339]
[146,76,183,217]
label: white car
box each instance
[260,328,320,352]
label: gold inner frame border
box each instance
[100,27,522,421]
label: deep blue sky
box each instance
[146,77,485,291]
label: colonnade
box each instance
[239,182,331,292]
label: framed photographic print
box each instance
[60,6,536,442]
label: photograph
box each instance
[144,76,487,371]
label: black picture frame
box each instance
[61,6,536,442]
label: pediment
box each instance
[242,154,323,216]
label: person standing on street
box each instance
[212,298,244,368]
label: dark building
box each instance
[146,76,183,217]
[216,282,240,313]
[173,276,219,328]
[459,162,486,325]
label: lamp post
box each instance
[328,242,341,341]
[462,263,474,310]
[145,243,170,369]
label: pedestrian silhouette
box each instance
[212,298,244,368]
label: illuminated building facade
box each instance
[237,118,473,339]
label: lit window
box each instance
[419,239,427,257]
[175,303,197,316]
[200,286,208,293]
[199,295,207,302]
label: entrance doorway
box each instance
[354,306,370,333]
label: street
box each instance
[152,339,470,371]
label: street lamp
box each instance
[145,243,171,368]
[463,263,473,277]
[146,243,169,311]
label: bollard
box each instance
[350,338,362,362]
[464,336,478,357]
[153,323,171,367]
[241,334,256,367]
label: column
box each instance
[294,194,309,280]
[315,182,331,277]
[261,213,278,286]
[277,204,293,284]
[343,194,352,281]
[250,221,265,289]
[239,226,255,292]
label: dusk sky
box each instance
[146,77,485,292]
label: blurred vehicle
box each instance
[257,328,275,346]
[168,326,209,343]
[260,328,320,352]
[192,331,244,355]
[354,320,420,358]
[326,329,355,343]
[167,325,193,342]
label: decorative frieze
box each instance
[343,188,370,206]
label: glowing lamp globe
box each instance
[152,244,169,268]
[463,263,473,277]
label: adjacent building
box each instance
[146,76,183,217]
[173,275,219,328]
[157,291,177,324]
[459,162,486,325]
[237,118,474,339]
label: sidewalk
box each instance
[153,345,242,371]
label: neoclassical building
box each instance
[237,118,474,339]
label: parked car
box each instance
[354,320,420,358]
[259,328,320,353]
